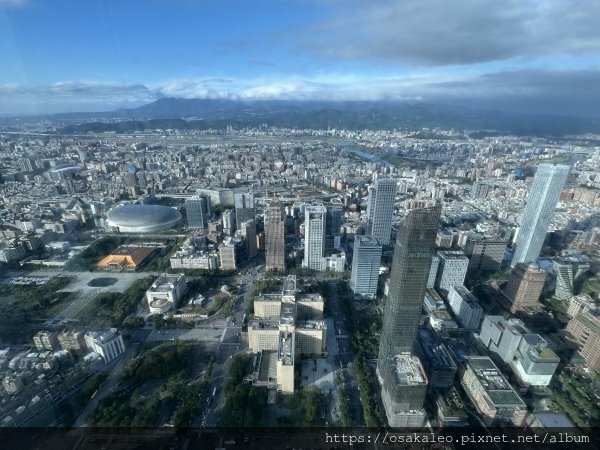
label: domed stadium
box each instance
[106,204,182,233]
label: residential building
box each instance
[84,329,126,364]
[33,331,60,351]
[470,181,489,200]
[552,257,590,301]
[566,309,600,372]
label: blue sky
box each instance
[2,0,600,116]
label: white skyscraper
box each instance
[350,235,382,298]
[303,205,326,271]
[366,178,397,246]
[511,164,569,267]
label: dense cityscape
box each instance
[0,121,599,447]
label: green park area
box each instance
[0,276,75,342]
[86,342,213,427]
[219,354,324,427]
[549,371,600,428]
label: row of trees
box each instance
[219,355,268,426]
[121,342,208,383]
[337,280,384,427]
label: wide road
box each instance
[196,259,263,427]
[327,279,365,426]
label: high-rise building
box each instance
[302,205,326,271]
[427,256,440,289]
[222,209,236,235]
[377,203,441,427]
[240,219,257,260]
[464,235,507,278]
[566,309,600,372]
[325,201,343,254]
[350,235,382,298]
[84,329,126,364]
[503,262,546,313]
[366,178,397,246]
[511,164,569,267]
[234,192,255,229]
[552,257,590,301]
[266,199,286,271]
[447,285,483,330]
[185,195,209,228]
[435,250,469,294]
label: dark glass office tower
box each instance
[377,202,441,427]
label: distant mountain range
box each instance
[7,98,600,136]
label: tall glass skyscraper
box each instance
[366,178,397,246]
[302,205,326,271]
[265,199,286,271]
[377,202,441,427]
[185,195,209,228]
[350,235,382,298]
[511,164,569,267]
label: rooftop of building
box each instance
[296,293,324,302]
[282,275,296,293]
[280,303,296,326]
[527,346,560,363]
[248,320,279,330]
[531,412,575,429]
[417,328,456,369]
[438,250,469,260]
[391,353,428,386]
[278,331,294,365]
[97,245,155,267]
[296,320,327,330]
[573,309,600,334]
[464,356,525,407]
[149,273,185,292]
[86,328,120,343]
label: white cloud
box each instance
[296,0,600,66]
[2,69,600,116]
